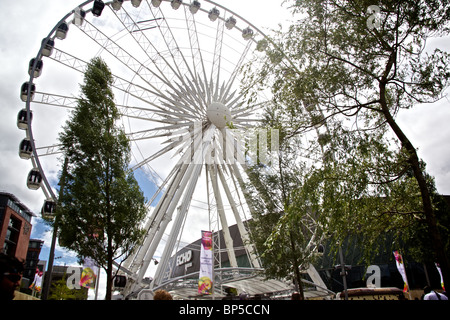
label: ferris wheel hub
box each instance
[206,101,232,129]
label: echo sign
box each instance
[176,250,193,267]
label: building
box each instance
[0,192,35,261]
[315,236,446,300]
[142,223,332,300]
[22,239,44,288]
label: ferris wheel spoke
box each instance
[145,2,198,90]
[31,90,170,125]
[220,39,253,102]
[48,47,168,113]
[76,19,175,101]
[108,4,184,92]
[184,5,208,86]
[35,144,63,157]
[210,15,225,101]
[159,87,203,118]
[74,13,196,115]
[232,101,267,118]
[216,165,261,268]
[32,92,77,109]
[127,128,171,142]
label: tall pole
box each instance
[94,268,100,300]
[41,157,68,300]
[339,246,349,300]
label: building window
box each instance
[3,216,21,256]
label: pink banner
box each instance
[393,251,409,292]
[80,257,98,290]
[198,231,213,295]
[435,262,445,291]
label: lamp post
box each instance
[338,246,351,300]
[41,158,68,300]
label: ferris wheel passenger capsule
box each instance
[73,7,87,27]
[41,200,57,219]
[171,0,182,10]
[20,82,36,102]
[55,22,69,40]
[111,0,124,11]
[92,0,105,17]
[131,0,142,8]
[28,58,43,78]
[27,169,42,190]
[152,0,162,7]
[242,27,254,40]
[41,38,55,57]
[17,109,32,130]
[189,1,201,14]
[19,138,33,160]
[225,17,236,30]
[208,8,220,22]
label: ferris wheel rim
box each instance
[23,0,272,204]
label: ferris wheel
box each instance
[18,0,327,299]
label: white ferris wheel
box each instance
[18,0,327,299]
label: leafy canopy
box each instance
[57,57,147,298]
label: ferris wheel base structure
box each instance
[115,222,332,300]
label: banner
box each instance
[435,262,445,291]
[393,250,409,292]
[198,231,213,295]
[29,268,43,292]
[80,257,98,290]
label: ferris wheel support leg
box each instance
[129,164,187,271]
[123,196,173,273]
[133,164,191,282]
[122,163,191,298]
[150,127,215,289]
[208,164,238,268]
[228,163,263,267]
[217,166,261,268]
[151,163,204,287]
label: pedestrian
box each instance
[239,291,249,300]
[291,291,302,300]
[153,289,173,300]
[0,253,24,300]
[423,286,448,300]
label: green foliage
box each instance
[57,57,147,299]
[246,112,325,292]
[48,274,87,300]
[243,0,450,269]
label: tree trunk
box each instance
[379,81,450,294]
[289,232,305,300]
[105,153,113,300]
[105,251,113,300]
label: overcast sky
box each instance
[1,0,449,299]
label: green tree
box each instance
[244,0,450,288]
[48,274,87,300]
[246,112,325,299]
[57,57,147,300]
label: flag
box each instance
[80,257,98,290]
[435,262,445,291]
[29,268,43,292]
[393,250,409,292]
[198,231,213,295]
